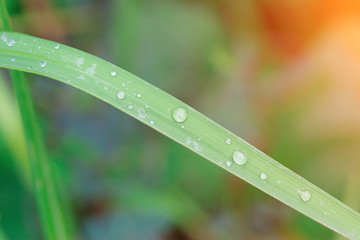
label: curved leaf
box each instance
[0,31,360,239]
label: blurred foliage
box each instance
[1,0,360,239]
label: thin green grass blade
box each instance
[0,228,8,240]
[0,31,360,239]
[0,2,72,239]
[0,70,30,186]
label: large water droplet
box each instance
[232,150,247,165]
[172,107,187,123]
[40,60,47,68]
[297,189,311,202]
[260,172,267,180]
[111,71,117,76]
[116,91,125,100]
[225,138,232,144]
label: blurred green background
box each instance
[1,0,360,239]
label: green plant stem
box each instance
[0,1,71,240]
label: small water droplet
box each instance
[172,107,187,123]
[232,151,247,165]
[111,71,117,76]
[260,172,267,180]
[54,44,60,49]
[145,105,149,108]
[226,161,232,167]
[297,189,311,202]
[181,125,185,129]
[122,83,125,87]
[225,138,232,144]
[7,40,15,46]
[137,93,142,98]
[116,91,125,100]
[219,161,223,165]
[40,60,47,68]
[150,120,154,125]
[128,105,134,110]
[11,58,15,62]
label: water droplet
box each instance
[11,58,15,62]
[7,40,15,46]
[225,138,232,144]
[116,91,125,100]
[122,83,125,87]
[137,108,147,119]
[150,120,154,125]
[145,105,149,108]
[40,60,47,68]
[137,93,142,98]
[260,172,267,180]
[219,161,223,165]
[1,35,8,42]
[172,107,187,123]
[128,105,134,110]
[54,44,60,49]
[111,71,117,76]
[181,125,185,129]
[297,189,311,202]
[232,151,247,165]
[226,161,232,167]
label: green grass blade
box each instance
[0,227,8,240]
[0,31,360,239]
[0,2,71,239]
[0,70,30,186]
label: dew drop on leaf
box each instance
[111,71,117,76]
[297,189,311,202]
[225,138,232,144]
[7,40,15,46]
[116,91,125,100]
[40,60,47,68]
[232,150,247,165]
[172,107,187,123]
[260,172,267,180]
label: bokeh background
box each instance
[1,0,360,239]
